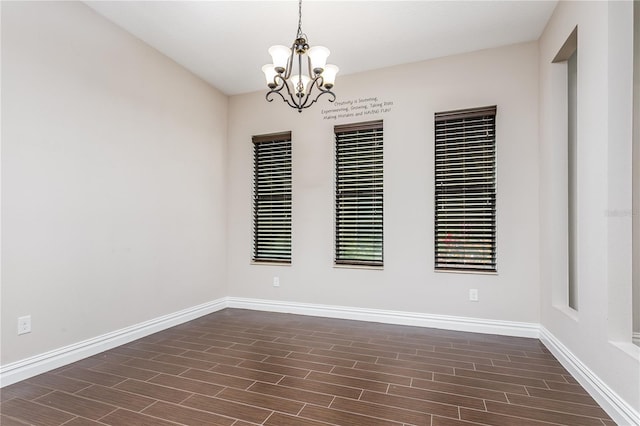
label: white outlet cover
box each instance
[18,315,31,335]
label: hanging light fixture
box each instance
[262,0,338,113]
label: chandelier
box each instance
[262,0,338,113]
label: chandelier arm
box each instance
[274,73,287,89]
[267,76,336,112]
[265,88,286,104]
[291,79,304,111]
[265,75,290,103]
[299,90,336,110]
[265,84,288,104]
[296,75,335,110]
[296,52,303,95]
[266,74,306,112]
[309,91,336,109]
[282,41,296,80]
[306,54,314,79]
[266,86,301,111]
[297,76,319,109]
[294,55,317,110]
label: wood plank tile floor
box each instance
[1,309,616,426]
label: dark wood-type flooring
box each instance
[1,308,616,425]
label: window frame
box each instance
[252,131,292,264]
[434,106,497,273]
[334,120,384,267]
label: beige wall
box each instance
[1,2,228,364]
[227,42,540,323]
[539,0,639,413]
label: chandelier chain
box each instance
[297,0,303,38]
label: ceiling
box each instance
[85,1,557,96]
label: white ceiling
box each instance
[85,1,557,96]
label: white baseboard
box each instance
[540,327,640,426]
[226,297,540,338]
[0,297,537,389]
[633,332,640,346]
[2,296,637,426]
[0,298,227,387]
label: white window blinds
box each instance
[434,106,496,272]
[335,121,383,266]
[253,132,292,263]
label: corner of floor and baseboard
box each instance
[1,297,638,425]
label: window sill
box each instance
[334,264,384,271]
[434,269,498,276]
[553,304,579,322]
[609,340,640,360]
[251,261,292,267]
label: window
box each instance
[335,121,383,266]
[553,26,578,310]
[567,47,578,309]
[252,132,292,263]
[434,106,497,272]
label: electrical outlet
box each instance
[273,276,280,287]
[469,289,479,302]
[18,315,31,335]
